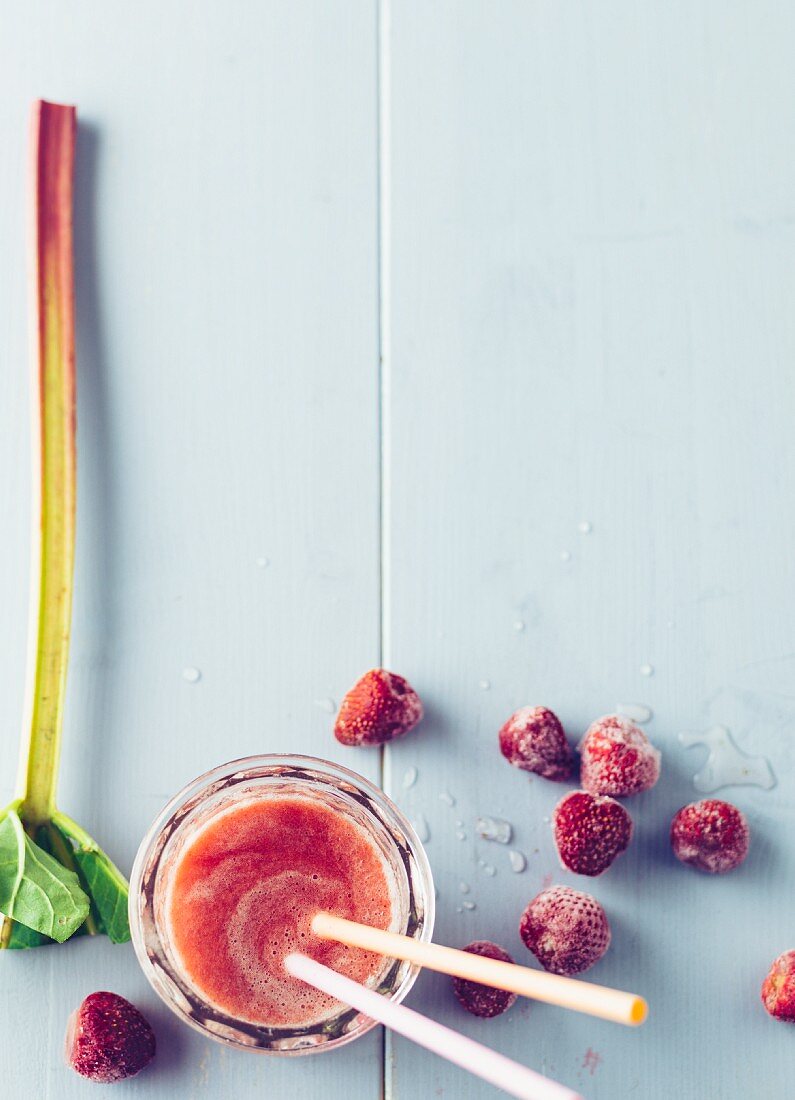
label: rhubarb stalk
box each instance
[0,101,130,950]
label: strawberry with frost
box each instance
[670,799,749,874]
[552,790,633,876]
[762,952,795,1022]
[579,714,661,797]
[66,992,156,1083]
[334,669,423,746]
[498,706,574,781]
[452,941,517,1018]
[520,885,610,975]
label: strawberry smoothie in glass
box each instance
[129,755,434,1053]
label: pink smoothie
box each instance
[166,794,394,1027]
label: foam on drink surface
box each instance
[166,794,394,1027]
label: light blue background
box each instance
[1,3,794,1098]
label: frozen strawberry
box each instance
[762,951,795,1022]
[498,706,574,781]
[579,714,661,797]
[553,790,633,876]
[520,885,610,975]
[452,941,517,1018]
[670,799,749,874]
[334,669,423,746]
[66,991,156,1083]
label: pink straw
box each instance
[285,953,583,1100]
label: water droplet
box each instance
[256,556,270,568]
[456,906,463,914]
[182,667,201,683]
[314,697,336,714]
[478,679,491,691]
[455,829,467,841]
[439,790,456,807]
[462,900,476,911]
[508,850,527,873]
[459,881,471,894]
[679,726,776,793]
[402,766,418,789]
[542,816,550,824]
[639,663,654,677]
[616,702,653,724]
[578,520,593,534]
[560,549,572,562]
[411,815,430,843]
[476,816,513,844]
[513,620,525,632]
[481,863,497,877]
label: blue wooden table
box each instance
[2,3,794,1097]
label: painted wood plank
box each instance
[0,3,381,1097]
[384,3,795,1098]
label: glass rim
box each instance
[128,753,435,1055]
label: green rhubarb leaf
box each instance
[53,815,130,944]
[1,825,57,947]
[3,907,91,948]
[0,810,89,942]
[5,922,54,949]
[73,848,129,943]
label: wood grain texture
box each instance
[1,3,795,1099]
[0,2,381,1097]
[383,3,795,1098]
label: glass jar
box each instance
[129,754,434,1054]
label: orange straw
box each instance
[312,912,647,1027]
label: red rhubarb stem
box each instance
[18,100,77,825]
